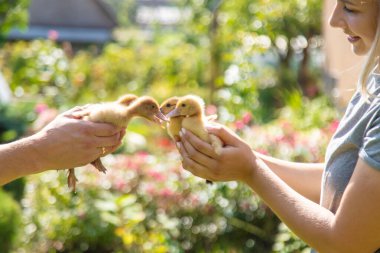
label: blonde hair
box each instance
[360,1,380,98]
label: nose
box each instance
[329,3,345,29]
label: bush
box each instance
[0,189,22,252]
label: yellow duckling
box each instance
[166,94,223,155]
[68,95,168,191]
[166,95,223,184]
[160,96,183,142]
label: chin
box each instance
[352,45,370,56]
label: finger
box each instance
[181,152,214,181]
[63,104,93,115]
[119,129,126,141]
[86,121,121,137]
[101,139,123,156]
[180,128,219,159]
[206,114,218,121]
[71,110,91,119]
[178,139,218,172]
[206,124,242,146]
[94,132,122,148]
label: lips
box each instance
[347,35,360,43]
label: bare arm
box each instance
[178,125,380,252]
[254,152,324,203]
[0,107,124,186]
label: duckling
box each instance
[67,95,168,192]
[160,96,183,142]
[160,96,219,142]
[166,95,223,184]
[167,95,223,154]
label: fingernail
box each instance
[181,128,186,135]
[176,142,180,149]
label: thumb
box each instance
[206,124,242,146]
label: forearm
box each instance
[246,158,350,253]
[0,135,42,185]
[254,151,323,203]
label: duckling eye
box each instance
[166,104,171,108]
[181,103,186,107]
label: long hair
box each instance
[360,1,380,98]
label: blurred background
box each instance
[0,0,362,252]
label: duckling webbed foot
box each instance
[67,168,78,192]
[91,158,107,174]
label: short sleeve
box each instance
[359,110,380,170]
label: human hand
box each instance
[177,123,257,184]
[31,106,125,172]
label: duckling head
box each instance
[130,96,168,124]
[116,94,138,106]
[160,96,180,115]
[166,95,204,118]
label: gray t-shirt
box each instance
[321,76,380,213]
[315,75,380,253]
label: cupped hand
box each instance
[32,107,124,172]
[177,123,257,184]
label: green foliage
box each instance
[0,102,35,143]
[272,223,311,253]
[19,148,279,252]
[0,0,29,37]
[0,189,22,253]
[2,41,72,107]
[279,92,339,130]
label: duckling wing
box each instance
[88,104,129,128]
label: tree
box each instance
[177,0,323,119]
[0,0,29,36]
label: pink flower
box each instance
[159,188,174,198]
[328,120,340,134]
[145,184,157,195]
[147,170,166,182]
[48,30,59,41]
[35,103,49,114]
[234,120,245,130]
[136,151,149,160]
[242,112,252,124]
[206,104,217,115]
[114,179,127,191]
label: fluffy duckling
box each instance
[68,95,168,191]
[166,94,223,155]
[166,95,223,184]
[160,96,183,142]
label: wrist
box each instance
[240,156,259,186]
[26,133,48,173]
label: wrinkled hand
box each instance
[31,106,125,172]
[177,123,257,184]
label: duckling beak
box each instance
[154,111,169,124]
[166,108,181,118]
